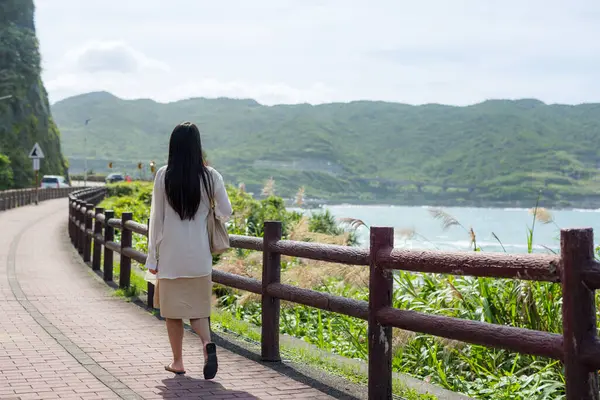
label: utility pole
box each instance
[84,118,91,187]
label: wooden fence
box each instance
[0,187,76,211]
[68,187,600,400]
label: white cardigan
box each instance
[144,166,233,279]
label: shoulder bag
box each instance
[207,188,230,254]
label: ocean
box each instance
[317,205,600,254]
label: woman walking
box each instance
[145,122,233,379]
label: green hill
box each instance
[52,92,600,207]
[0,0,67,189]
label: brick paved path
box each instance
[0,199,334,400]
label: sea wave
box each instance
[393,239,557,253]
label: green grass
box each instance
[112,262,146,299]
[96,253,147,300]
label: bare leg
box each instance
[190,318,211,361]
[191,317,218,379]
[166,318,185,371]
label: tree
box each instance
[0,153,14,190]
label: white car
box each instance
[40,175,70,189]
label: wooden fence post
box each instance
[92,207,104,271]
[72,199,77,245]
[261,221,282,362]
[103,210,115,282]
[0,192,4,211]
[80,200,87,254]
[68,199,72,241]
[368,227,394,400]
[146,218,155,309]
[120,212,133,289]
[77,200,84,254]
[83,202,93,263]
[71,199,77,244]
[69,199,75,243]
[561,228,599,400]
[97,189,105,204]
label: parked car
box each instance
[41,175,70,188]
[106,173,125,184]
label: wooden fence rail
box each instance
[0,187,77,211]
[68,187,600,400]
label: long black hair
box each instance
[164,122,213,220]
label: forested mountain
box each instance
[53,92,600,207]
[0,0,67,189]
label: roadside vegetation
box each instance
[99,181,593,400]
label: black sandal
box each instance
[165,364,186,375]
[203,343,218,379]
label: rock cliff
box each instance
[0,0,67,189]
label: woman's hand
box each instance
[149,269,157,275]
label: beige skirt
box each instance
[156,275,213,319]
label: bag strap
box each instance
[208,173,216,211]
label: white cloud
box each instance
[36,0,600,105]
[57,41,169,74]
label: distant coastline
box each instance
[294,196,600,211]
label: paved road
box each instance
[0,199,333,399]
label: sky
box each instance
[35,0,600,106]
